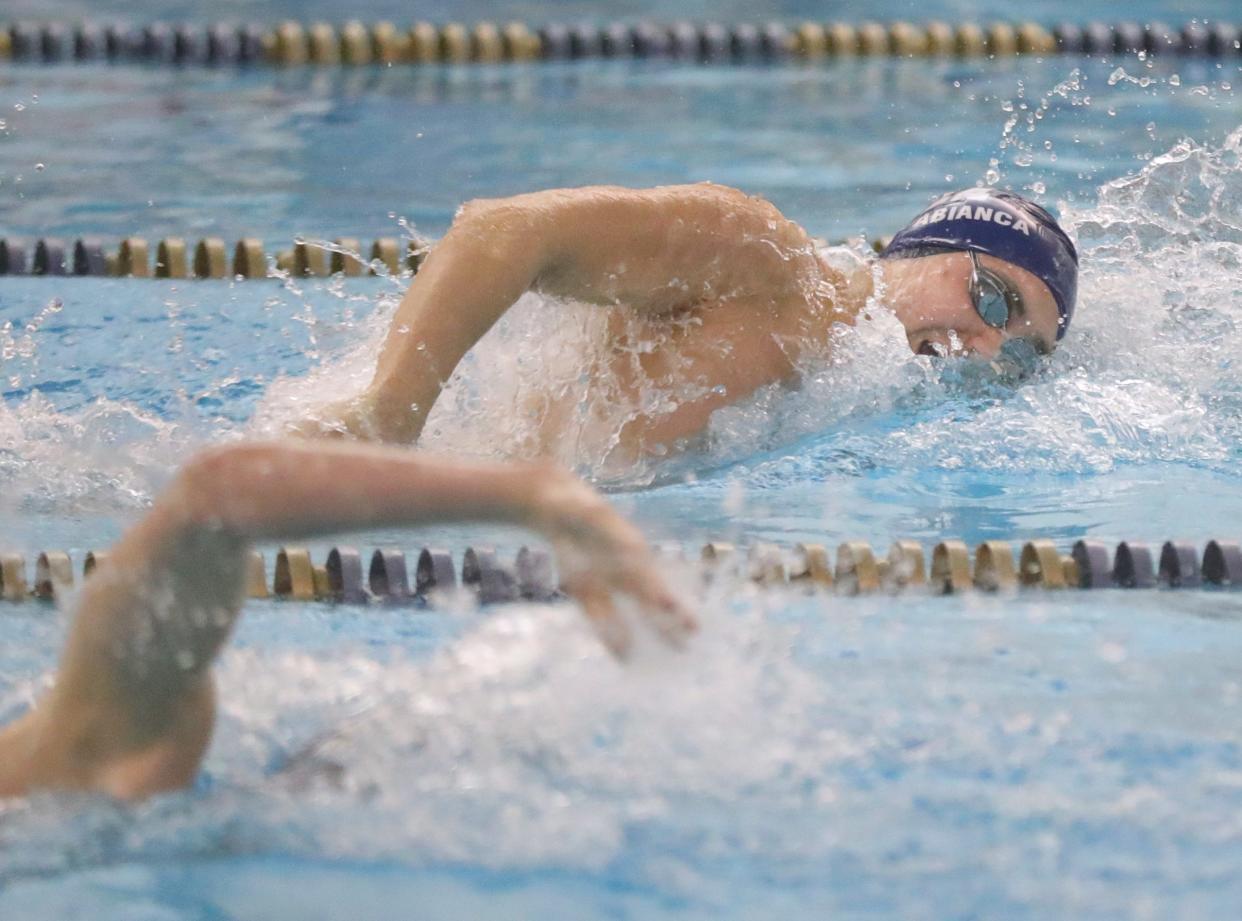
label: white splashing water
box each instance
[0,395,186,516]
[6,583,1242,918]
[0,587,851,880]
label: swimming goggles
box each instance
[968,250,1023,329]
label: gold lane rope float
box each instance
[0,20,1236,66]
[2,538,1241,606]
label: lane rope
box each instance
[2,538,1241,606]
[2,236,430,280]
[0,20,1237,67]
[0,235,893,280]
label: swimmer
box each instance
[298,185,1078,459]
[0,441,694,800]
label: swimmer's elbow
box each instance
[443,195,561,275]
[173,445,245,504]
[164,444,283,534]
[453,194,550,238]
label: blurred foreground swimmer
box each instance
[297,184,1077,457]
[0,441,694,801]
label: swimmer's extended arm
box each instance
[0,441,693,801]
[301,183,828,444]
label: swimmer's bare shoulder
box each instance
[530,183,831,313]
[296,182,848,445]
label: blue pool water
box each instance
[3,10,1242,920]
[2,53,1238,240]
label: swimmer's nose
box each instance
[960,326,1006,360]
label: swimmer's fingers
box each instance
[587,544,697,650]
[564,574,634,661]
[535,478,695,654]
[620,570,697,651]
[286,395,376,441]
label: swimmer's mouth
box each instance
[915,337,1043,380]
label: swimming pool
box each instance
[3,5,1242,918]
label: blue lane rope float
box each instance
[1113,541,1157,589]
[4,538,1242,607]
[0,21,1238,67]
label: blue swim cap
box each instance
[880,188,1079,340]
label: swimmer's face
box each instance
[879,251,1062,359]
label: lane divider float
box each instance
[0,20,1237,68]
[3,538,1242,607]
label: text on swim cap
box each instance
[910,203,1032,236]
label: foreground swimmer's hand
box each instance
[529,466,697,659]
[0,441,693,801]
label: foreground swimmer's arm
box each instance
[0,441,693,801]
[298,183,835,444]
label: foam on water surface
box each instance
[3,588,1242,918]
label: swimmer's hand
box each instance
[289,390,429,445]
[287,394,378,441]
[531,467,697,660]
